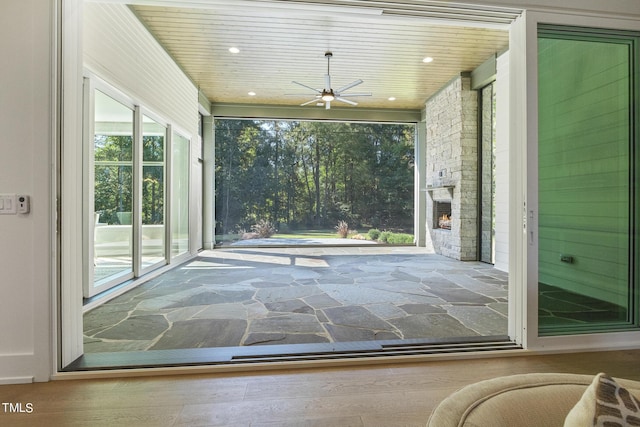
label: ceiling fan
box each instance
[290,52,371,110]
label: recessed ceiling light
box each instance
[229,47,240,54]
[423,57,434,63]
[248,91,256,96]
[388,97,396,101]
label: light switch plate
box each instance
[0,194,17,214]
[17,195,30,214]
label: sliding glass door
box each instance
[171,133,190,258]
[86,86,173,297]
[141,115,166,272]
[537,26,639,334]
[91,89,135,292]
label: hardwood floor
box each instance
[2,350,640,426]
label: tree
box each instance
[214,118,415,241]
[94,135,133,225]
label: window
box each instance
[90,89,135,294]
[537,26,640,334]
[171,132,190,258]
[85,83,185,298]
[141,115,166,271]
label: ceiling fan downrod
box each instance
[325,51,332,73]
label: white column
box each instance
[59,0,85,372]
[494,51,510,273]
[414,120,427,247]
[202,115,215,249]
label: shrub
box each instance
[378,231,392,243]
[335,220,349,238]
[386,233,414,244]
[251,219,277,238]
[374,231,414,244]
[367,228,381,241]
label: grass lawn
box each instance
[272,229,345,239]
[215,229,341,243]
[216,228,380,244]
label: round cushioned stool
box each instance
[427,373,640,427]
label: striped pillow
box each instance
[565,373,640,427]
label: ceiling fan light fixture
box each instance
[321,89,335,102]
[322,53,335,102]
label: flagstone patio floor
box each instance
[83,246,509,353]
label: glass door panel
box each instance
[537,26,638,334]
[93,90,134,288]
[171,133,190,258]
[87,86,173,297]
[141,115,166,270]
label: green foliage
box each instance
[274,229,337,239]
[374,230,413,244]
[335,220,349,238]
[385,233,414,244]
[94,134,165,226]
[214,119,415,242]
[251,219,277,238]
[367,228,381,240]
[378,231,392,243]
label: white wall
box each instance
[0,0,54,383]
[83,3,198,136]
[493,51,510,272]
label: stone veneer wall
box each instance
[425,74,478,260]
[480,83,494,263]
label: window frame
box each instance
[520,11,640,352]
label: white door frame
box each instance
[56,0,640,374]
[515,10,640,352]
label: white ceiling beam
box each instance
[89,0,521,28]
[211,103,422,123]
[86,0,384,17]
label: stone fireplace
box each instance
[425,73,478,261]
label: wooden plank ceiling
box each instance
[131,1,512,111]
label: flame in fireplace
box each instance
[439,213,451,229]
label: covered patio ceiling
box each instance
[125,0,516,115]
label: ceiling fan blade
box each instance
[285,93,321,97]
[336,79,363,93]
[336,93,372,97]
[326,101,331,110]
[335,97,358,106]
[292,81,321,93]
[324,74,331,91]
[301,99,320,106]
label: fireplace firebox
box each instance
[434,201,452,230]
